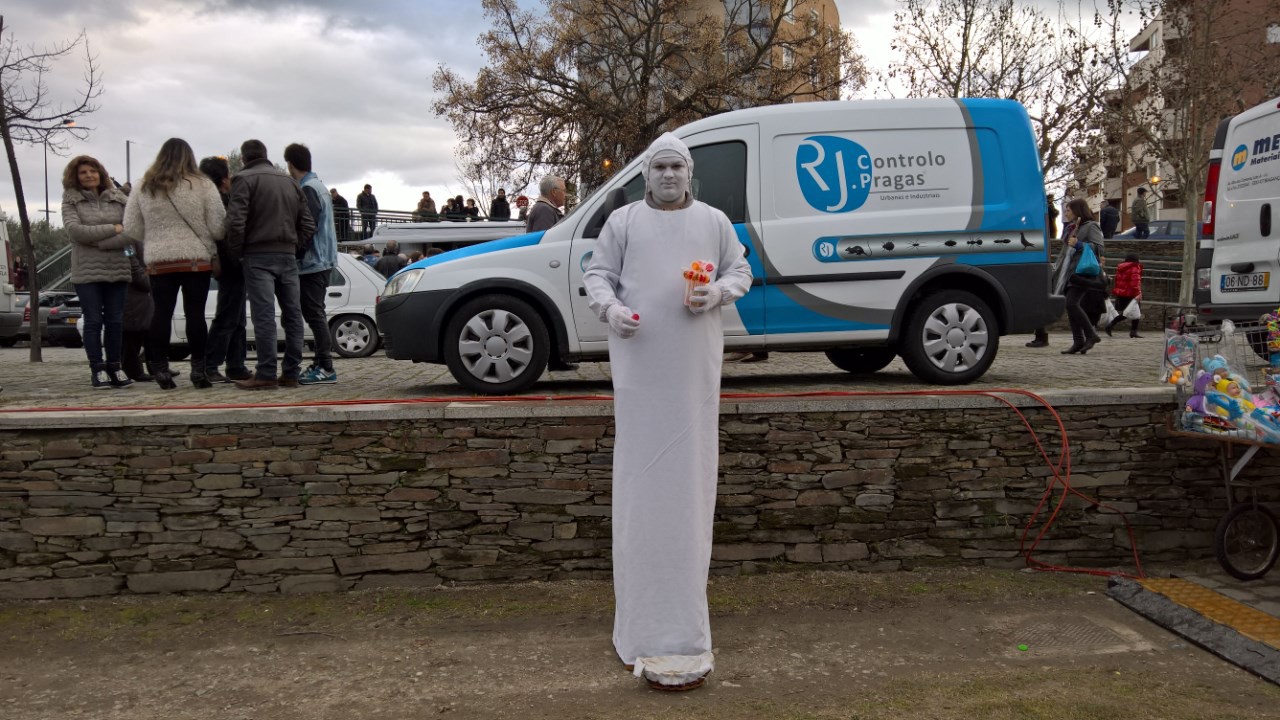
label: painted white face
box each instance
[647,155,691,206]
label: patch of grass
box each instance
[0,567,1102,645]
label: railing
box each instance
[35,245,73,292]
[333,207,518,243]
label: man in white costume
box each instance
[583,132,753,691]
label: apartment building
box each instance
[1069,1,1280,230]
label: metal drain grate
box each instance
[1015,620,1127,648]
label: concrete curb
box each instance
[0,386,1178,429]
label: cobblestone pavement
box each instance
[0,332,1165,410]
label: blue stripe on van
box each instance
[734,224,767,335]
[958,99,1049,259]
[391,231,547,277]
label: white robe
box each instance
[583,199,753,666]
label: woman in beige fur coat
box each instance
[123,138,226,389]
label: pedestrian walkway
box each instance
[0,333,1165,410]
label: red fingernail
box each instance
[632,314,640,321]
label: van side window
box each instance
[584,140,748,237]
[690,141,747,224]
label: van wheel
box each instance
[331,314,379,358]
[825,347,896,374]
[899,290,997,385]
[444,294,549,395]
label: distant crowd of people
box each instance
[61,137,341,390]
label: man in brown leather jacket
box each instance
[225,139,315,389]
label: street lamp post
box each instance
[125,140,135,185]
[41,119,77,224]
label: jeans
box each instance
[300,270,334,372]
[205,267,249,374]
[74,281,127,370]
[243,253,304,380]
[361,213,375,239]
[148,271,211,369]
[1133,223,1150,239]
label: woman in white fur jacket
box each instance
[123,138,226,389]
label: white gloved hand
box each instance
[688,284,723,314]
[606,304,641,338]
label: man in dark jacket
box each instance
[199,155,251,384]
[526,175,565,232]
[330,188,350,242]
[1099,200,1120,239]
[374,239,406,278]
[357,184,378,239]
[489,188,511,221]
[226,139,316,390]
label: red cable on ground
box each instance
[0,387,1145,579]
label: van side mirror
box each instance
[584,188,629,239]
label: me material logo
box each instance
[796,135,872,213]
[1231,144,1248,171]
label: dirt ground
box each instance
[1,566,1277,720]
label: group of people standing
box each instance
[411,188,529,224]
[61,137,340,390]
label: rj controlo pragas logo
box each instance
[1232,144,1248,171]
[796,135,946,214]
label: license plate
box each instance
[1221,272,1270,293]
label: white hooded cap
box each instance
[642,132,694,177]
[643,132,694,206]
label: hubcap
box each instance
[457,309,534,383]
[334,319,370,353]
[920,302,988,373]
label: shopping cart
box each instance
[1162,307,1280,581]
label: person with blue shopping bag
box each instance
[1056,198,1106,355]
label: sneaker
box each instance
[234,376,278,390]
[278,376,300,388]
[298,366,338,385]
[206,370,232,384]
[1025,338,1049,348]
[226,368,253,381]
[91,369,111,389]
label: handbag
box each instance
[1123,299,1142,321]
[165,193,218,276]
[1075,242,1101,277]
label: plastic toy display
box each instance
[1171,314,1280,445]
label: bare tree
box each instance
[0,15,101,361]
[453,138,532,219]
[1100,0,1280,304]
[887,0,1117,186]
[434,0,868,196]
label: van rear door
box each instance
[1210,100,1280,308]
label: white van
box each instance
[1197,95,1280,322]
[378,99,1060,394]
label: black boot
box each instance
[1130,319,1142,338]
[150,359,178,390]
[190,358,212,389]
[106,363,134,388]
[1026,329,1049,348]
[122,349,151,382]
[1104,319,1115,337]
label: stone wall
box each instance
[2,390,1275,599]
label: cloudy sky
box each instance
[2,0,1123,224]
